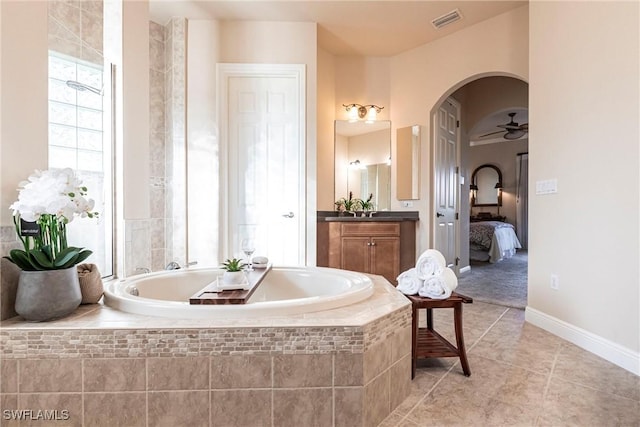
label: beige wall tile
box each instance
[148,391,209,426]
[80,9,102,53]
[273,354,332,388]
[0,394,19,427]
[210,355,271,389]
[335,387,364,427]
[19,393,82,426]
[363,339,390,384]
[390,325,412,363]
[1,359,18,393]
[389,355,411,411]
[364,371,390,427]
[83,392,145,426]
[1,258,20,320]
[148,357,209,391]
[273,388,332,427]
[20,359,82,393]
[211,389,271,426]
[83,358,146,392]
[335,353,364,386]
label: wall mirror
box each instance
[471,164,502,206]
[335,120,391,210]
[396,125,420,200]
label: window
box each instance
[48,52,113,277]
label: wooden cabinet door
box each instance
[341,237,370,274]
[370,236,400,284]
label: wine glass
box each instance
[241,238,255,271]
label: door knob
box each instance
[282,212,295,218]
[436,212,444,217]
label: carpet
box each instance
[457,251,528,309]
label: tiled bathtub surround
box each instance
[0,277,411,426]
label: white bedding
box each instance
[469,221,522,263]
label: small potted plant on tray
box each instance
[221,258,247,284]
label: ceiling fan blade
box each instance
[504,130,526,140]
[520,123,529,130]
[479,130,505,138]
[498,124,520,130]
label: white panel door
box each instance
[433,98,459,268]
[225,67,304,266]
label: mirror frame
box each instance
[396,125,420,200]
[471,164,503,207]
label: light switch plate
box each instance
[536,179,558,195]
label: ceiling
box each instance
[149,1,527,56]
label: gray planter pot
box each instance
[15,266,82,321]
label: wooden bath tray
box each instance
[189,264,272,305]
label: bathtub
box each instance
[103,266,375,319]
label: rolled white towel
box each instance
[442,267,458,292]
[396,268,422,295]
[415,249,445,280]
[419,275,451,300]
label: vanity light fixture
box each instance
[349,160,366,170]
[343,103,384,122]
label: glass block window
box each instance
[48,52,113,277]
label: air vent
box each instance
[432,9,462,29]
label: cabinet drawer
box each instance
[340,222,400,237]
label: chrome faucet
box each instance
[165,261,181,270]
[134,267,151,274]
[165,261,198,270]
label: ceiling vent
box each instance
[432,9,462,29]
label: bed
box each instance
[469,221,522,263]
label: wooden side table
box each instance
[406,292,473,378]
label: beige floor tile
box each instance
[392,300,640,427]
[553,342,640,401]
[541,377,640,426]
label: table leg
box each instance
[426,307,433,330]
[453,303,471,376]
[411,303,417,379]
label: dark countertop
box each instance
[317,211,419,222]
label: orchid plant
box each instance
[4,168,99,271]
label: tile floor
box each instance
[380,301,640,426]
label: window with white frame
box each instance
[48,52,113,277]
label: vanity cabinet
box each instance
[317,220,416,285]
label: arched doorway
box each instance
[431,75,529,308]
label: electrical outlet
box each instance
[550,274,559,290]
[402,201,413,208]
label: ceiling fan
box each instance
[479,112,528,140]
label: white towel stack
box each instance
[396,249,458,300]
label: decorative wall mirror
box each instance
[471,164,503,206]
[396,125,420,200]
[334,120,391,211]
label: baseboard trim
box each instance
[459,266,471,274]
[525,307,639,376]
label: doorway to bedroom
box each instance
[438,75,529,308]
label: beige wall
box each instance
[0,1,48,226]
[187,20,220,267]
[528,1,639,358]
[389,5,529,257]
[317,48,335,210]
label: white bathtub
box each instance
[103,266,374,319]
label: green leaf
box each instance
[41,245,53,262]
[53,247,79,267]
[7,249,42,271]
[29,249,54,269]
